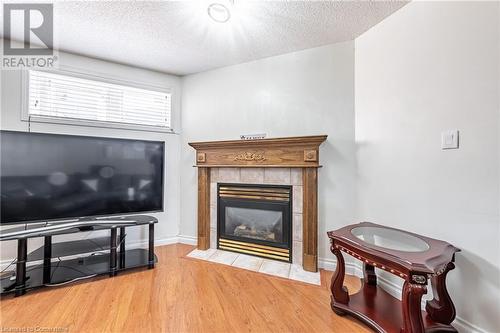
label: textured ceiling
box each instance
[2,1,408,75]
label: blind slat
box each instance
[30,83,170,104]
[32,114,168,128]
[31,107,169,123]
[30,71,168,96]
[29,97,170,116]
[28,70,172,129]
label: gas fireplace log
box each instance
[234,225,277,241]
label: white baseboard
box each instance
[113,235,196,249]
[318,257,363,277]
[115,236,180,250]
[176,235,197,245]
[155,236,182,246]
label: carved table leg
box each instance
[330,243,349,315]
[426,263,457,325]
[363,263,377,286]
[401,281,426,333]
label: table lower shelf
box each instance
[331,283,457,333]
[1,249,157,295]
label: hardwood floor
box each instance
[0,244,370,332]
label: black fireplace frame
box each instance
[217,183,292,261]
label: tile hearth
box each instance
[186,248,320,285]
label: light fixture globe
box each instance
[207,3,231,23]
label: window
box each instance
[26,70,172,131]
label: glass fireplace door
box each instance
[225,207,284,243]
[217,184,292,262]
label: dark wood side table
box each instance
[327,222,460,333]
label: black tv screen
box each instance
[1,131,164,224]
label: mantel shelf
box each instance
[188,135,328,150]
[189,135,328,168]
[192,164,323,168]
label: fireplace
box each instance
[217,183,292,262]
[189,135,328,271]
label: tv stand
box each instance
[78,225,94,231]
[0,215,157,296]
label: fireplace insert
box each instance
[217,183,292,262]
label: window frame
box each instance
[21,66,175,133]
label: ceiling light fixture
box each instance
[207,2,231,23]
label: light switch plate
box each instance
[441,130,459,149]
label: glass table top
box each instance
[351,226,430,252]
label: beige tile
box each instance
[259,259,291,278]
[210,168,219,182]
[210,182,217,207]
[210,206,217,228]
[231,254,264,272]
[292,241,303,265]
[240,168,264,184]
[218,168,240,182]
[292,186,303,213]
[264,168,291,184]
[293,214,303,241]
[289,264,321,285]
[208,250,239,265]
[210,228,217,249]
[290,168,302,185]
[188,250,318,285]
[187,248,217,260]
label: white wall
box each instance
[180,42,357,262]
[355,2,499,332]
[0,50,182,260]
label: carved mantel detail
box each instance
[196,152,206,163]
[188,135,328,272]
[303,149,318,162]
[233,152,266,162]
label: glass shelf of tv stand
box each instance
[1,216,158,262]
[27,237,111,262]
[2,224,116,240]
[1,249,157,295]
[0,215,157,241]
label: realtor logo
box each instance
[3,3,53,55]
[2,3,57,69]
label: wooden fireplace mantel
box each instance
[188,135,327,168]
[188,135,328,272]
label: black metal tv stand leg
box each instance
[109,228,117,277]
[148,223,155,269]
[43,236,52,284]
[119,227,126,269]
[15,238,27,297]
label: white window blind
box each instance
[28,70,172,129]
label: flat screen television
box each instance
[0,131,164,225]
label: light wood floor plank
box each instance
[0,244,370,333]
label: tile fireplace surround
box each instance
[210,168,302,263]
[189,135,328,272]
